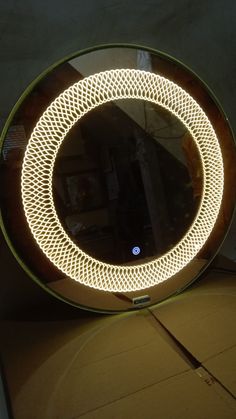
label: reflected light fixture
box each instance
[21,69,224,292]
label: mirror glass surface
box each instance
[54,99,201,265]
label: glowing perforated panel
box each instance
[21,69,224,292]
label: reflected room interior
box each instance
[53,99,201,265]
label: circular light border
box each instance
[21,69,224,292]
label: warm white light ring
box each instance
[21,69,224,292]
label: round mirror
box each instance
[1,45,235,312]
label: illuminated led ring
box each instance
[22,69,224,292]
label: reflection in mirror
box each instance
[53,99,202,264]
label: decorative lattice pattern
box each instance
[21,69,224,292]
